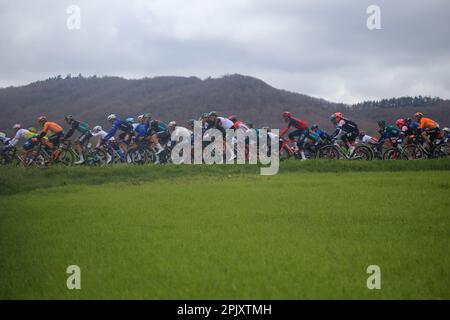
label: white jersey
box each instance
[361,135,376,144]
[171,126,192,138]
[92,130,114,147]
[0,136,11,145]
[217,117,234,130]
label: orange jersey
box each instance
[42,121,63,134]
[418,117,438,130]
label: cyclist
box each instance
[7,124,39,161]
[229,115,250,131]
[92,125,116,164]
[149,118,170,163]
[207,111,229,136]
[134,114,151,143]
[414,112,441,148]
[358,131,378,145]
[310,124,331,142]
[101,114,134,153]
[125,117,138,130]
[64,115,92,164]
[443,128,450,143]
[168,121,192,162]
[330,112,359,154]
[280,111,309,160]
[37,116,65,149]
[395,118,418,144]
[376,120,401,155]
[0,132,11,146]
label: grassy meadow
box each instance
[0,160,449,299]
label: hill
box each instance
[0,74,449,135]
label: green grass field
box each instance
[1,160,449,299]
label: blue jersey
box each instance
[316,129,330,140]
[103,119,133,141]
[134,123,150,139]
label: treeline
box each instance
[352,96,442,110]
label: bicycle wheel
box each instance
[85,148,108,166]
[145,147,157,164]
[383,148,402,160]
[26,150,47,168]
[351,145,372,160]
[55,148,75,166]
[432,143,450,158]
[317,145,340,160]
[279,147,293,161]
[126,147,147,164]
[406,144,425,160]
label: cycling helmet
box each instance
[107,114,117,121]
[333,112,343,121]
[395,119,406,127]
[137,115,144,122]
[125,117,134,123]
[201,112,209,119]
[358,131,366,138]
[414,112,424,119]
[311,124,319,130]
[168,121,177,127]
[28,127,37,133]
[282,111,291,118]
[187,119,195,126]
[93,126,102,133]
[65,115,74,122]
[405,117,412,124]
[228,115,237,122]
[38,115,47,123]
[209,111,218,117]
[0,132,6,138]
[443,127,450,133]
[13,124,22,130]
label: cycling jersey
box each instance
[65,120,91,140]
[336,119,359,134]
[10,129,37,146]
[0,136,11,146]
[103,119,134,142]
[361,135,377,144]
[232,121,249,131]
[150,120,169,134]
[42,121,63,135]
[378,125,400,144]
[418,117,439,130]
[315,129,331,141]
[134,123,150,140]
[217,117,234,130]
[92,130,115,147]
[280,116,308,137]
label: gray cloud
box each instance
[0,0,449,103]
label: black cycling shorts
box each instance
[77,131,93,145]
[341,132,358,143]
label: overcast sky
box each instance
[0,0,449,103]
